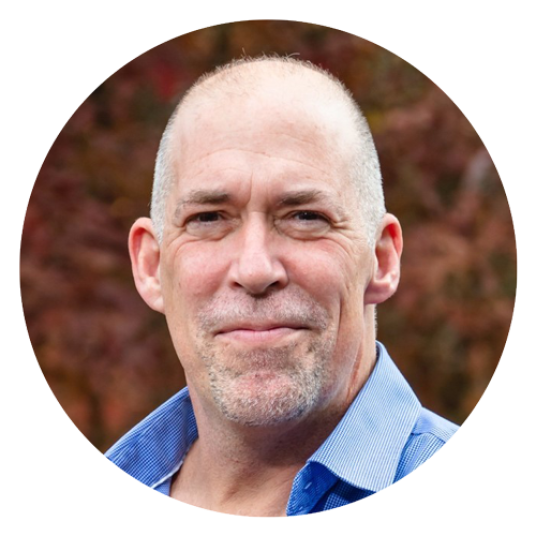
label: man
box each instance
[106,56,458,516]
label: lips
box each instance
[215,323,308,343]
[217,321,307,334]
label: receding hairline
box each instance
[182,55,355,108]
[165,56,367,186]
[151,55,386,245]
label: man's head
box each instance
[129,57,403,428]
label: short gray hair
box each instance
[150,56,386,246]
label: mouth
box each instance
[215,324,308,344]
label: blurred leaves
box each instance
[20,21,515,451]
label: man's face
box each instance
[157,91,377,427]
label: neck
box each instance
[171,402,336,516]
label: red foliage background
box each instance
[20,21,516,452]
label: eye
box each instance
[184,211,222,230]
[289,211,331,226]
[278,210,331,239]
[187,211,222,224]
[292,211,328,222]
[184,211,235,239]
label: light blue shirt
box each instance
[106,342,459,514]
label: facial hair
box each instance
[192,290,335,427]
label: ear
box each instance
[129,217,165,313]
[364,213,403,305]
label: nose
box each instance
[228,216,289,295]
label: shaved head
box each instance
[151,56,386,246]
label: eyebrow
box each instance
[276,189,331,207]
[173,188,345,219]
[276,189,345,217]
[174,190,231,219]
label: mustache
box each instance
[198,291,330,333]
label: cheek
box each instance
[161,245,230,370]
[162,242,230,313]
[286,242,369,362]
[285,242,364,304]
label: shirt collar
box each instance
[105,387,198,489]
[307,342,422,492]
[106,342,421,495]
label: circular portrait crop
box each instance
[20,20,516,517]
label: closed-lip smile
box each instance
[215,322,307,343]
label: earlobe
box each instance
[129,217,165,313]
[364,214,403,305]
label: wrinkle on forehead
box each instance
[178,146,335,179]
[171,103,355,188]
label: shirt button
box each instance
[304,481,312,490]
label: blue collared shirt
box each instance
[106,342,459,514]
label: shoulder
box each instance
[395,407,460,480]
[105,387,197,488]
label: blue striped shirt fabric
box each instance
[105,342,459,514]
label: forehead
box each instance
[166,67,359,203]
[176,115,347,202]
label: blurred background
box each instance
[20,20,516,453]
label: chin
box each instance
[211,370,322,427]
